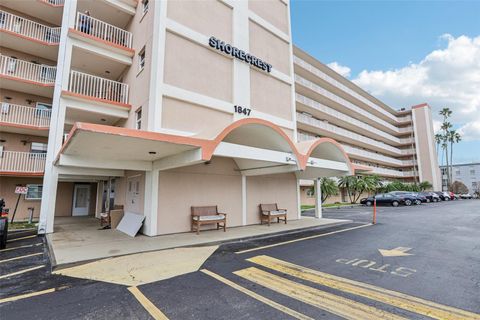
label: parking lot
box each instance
[1,200,479,319]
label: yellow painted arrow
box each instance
[378,247,413,257]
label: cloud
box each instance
[351,34,480,141]
[327,61,351,78]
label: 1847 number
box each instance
[234,105,251,116]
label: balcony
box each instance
[0,10,61,60]
[294,56,413,125]
[296,94,414,146]
[69,12,133,57]
[40,0,65,6]
[1,1,63,25]
[0,55,56,97]
[0,103,51,136]
[367,166,416,178]
[0,151,46,175]
[297,112,409,156]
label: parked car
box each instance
[360,193,404,207]
[448,191,456,200]
[418,192,439,203]
[461,193,473,199]
[388,191,422,205]
[411,192,428,203]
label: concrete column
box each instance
[296,179,301,219]
[143,170,159,236]
[38,0,77,234]
[315,178,322,218]
[241,175,247,225]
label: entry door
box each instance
[72,184,91,216]
[126,176,141,214]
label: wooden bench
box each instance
[191,205,227,235]
[259,203,287,226]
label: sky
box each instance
[290,0,480,165]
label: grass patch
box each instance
[8,221,38,230]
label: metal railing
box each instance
[0,55,56,84]
[296,94,414,145]
[0,151,46,173]
[74,12,133,48]
[68,70,129,104]
[39,0,65,5]
[368,166,416,177]
[0,102,51,128]
[294,56,413,124]
[0,10,61,43]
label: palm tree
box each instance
[439,108,452,187]
[434,133,442,158]
[338,175,379,204]
[448,130,461,185]
[320,178,339,203]
[418,181,433,191]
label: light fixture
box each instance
[4,96,12,100]
[148,151,156,155]
[100,118,106,122]
[105,70,110,74]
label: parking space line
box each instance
[0,243,42,252]
[0,265,45,279]
[128,286,169,320]
[0,288,55,304]
[0,252,43,264]
[7,235,37,243]
[236,224,372,254]
[248,255,480,320]
[201,269,314,320]
[235,267,406,320]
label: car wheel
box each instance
[415,200,421,205]
[392,201,399,207]
[426,199,430,203]
[366,201,372,206]
[405,199,412,206]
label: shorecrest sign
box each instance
[209,36,272,73]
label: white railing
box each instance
[0,151,46,173]
[40,0,65,6]
[296,94,414,145]
[368,166,416,177]
[0,55,56,84]
[68,70,129,104]
[74,12,133,48]
[0,10,61,44]
[294,56,413,124]
[0,103,51,128]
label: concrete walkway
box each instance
[48,216,350,266]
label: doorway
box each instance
[72,184,91,216]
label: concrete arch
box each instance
[298,138,354,174]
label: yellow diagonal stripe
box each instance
[201,269,314,320]
[0,265,45,279]
[248,255,480,320]
[0,288,55,304]
[128,286,169,320]
[235,267,407,320]
[0,252,43,263]
[7,235,37,242]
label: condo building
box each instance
[0,0,440,236]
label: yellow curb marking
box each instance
[0,288,55,304]
[0,265,45,279]
[236,223,372,254]
[201,269,314,320]
[235,267,406,320]
[7,235,37,242]
[128,286,169,320]
[0,243,42,252]
[0,252,43,264]
[248,255,480,320]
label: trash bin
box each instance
[0,198,8,249]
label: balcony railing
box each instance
[368,166,416,178]
[74,12,133,49]
[294,56,413,124]
[0,55,56,84]
[0,103,51,128]
[40,0,65,6]
[68,70,129,104]
[0,151,46,174]
[0,10,61,44]
[296,94,414,145]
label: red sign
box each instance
[15,186,28,194]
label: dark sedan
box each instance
[388,191,422,205]
[360,193,404,207]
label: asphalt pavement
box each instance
[1,200,479,319]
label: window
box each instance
[306,187,314,198]
[135,107,142,130]
[138,46,146,72]
[26,184,43,200]
[473,182,478,188]
[456,170,461,175]
[31,142,48,154]
[470,169,475,175]
[36,102,52,117]
[142,0,149,14]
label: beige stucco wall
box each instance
[54,182,74,217]
[246,173,298,224]
[0,89,52,107]
[0,132,48,152]
[167,0,233,43]
[248,0,289,35]
[157,157,242,235]
[0,5,57,27]
[0,176,43,221]
[163,32,233,103]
